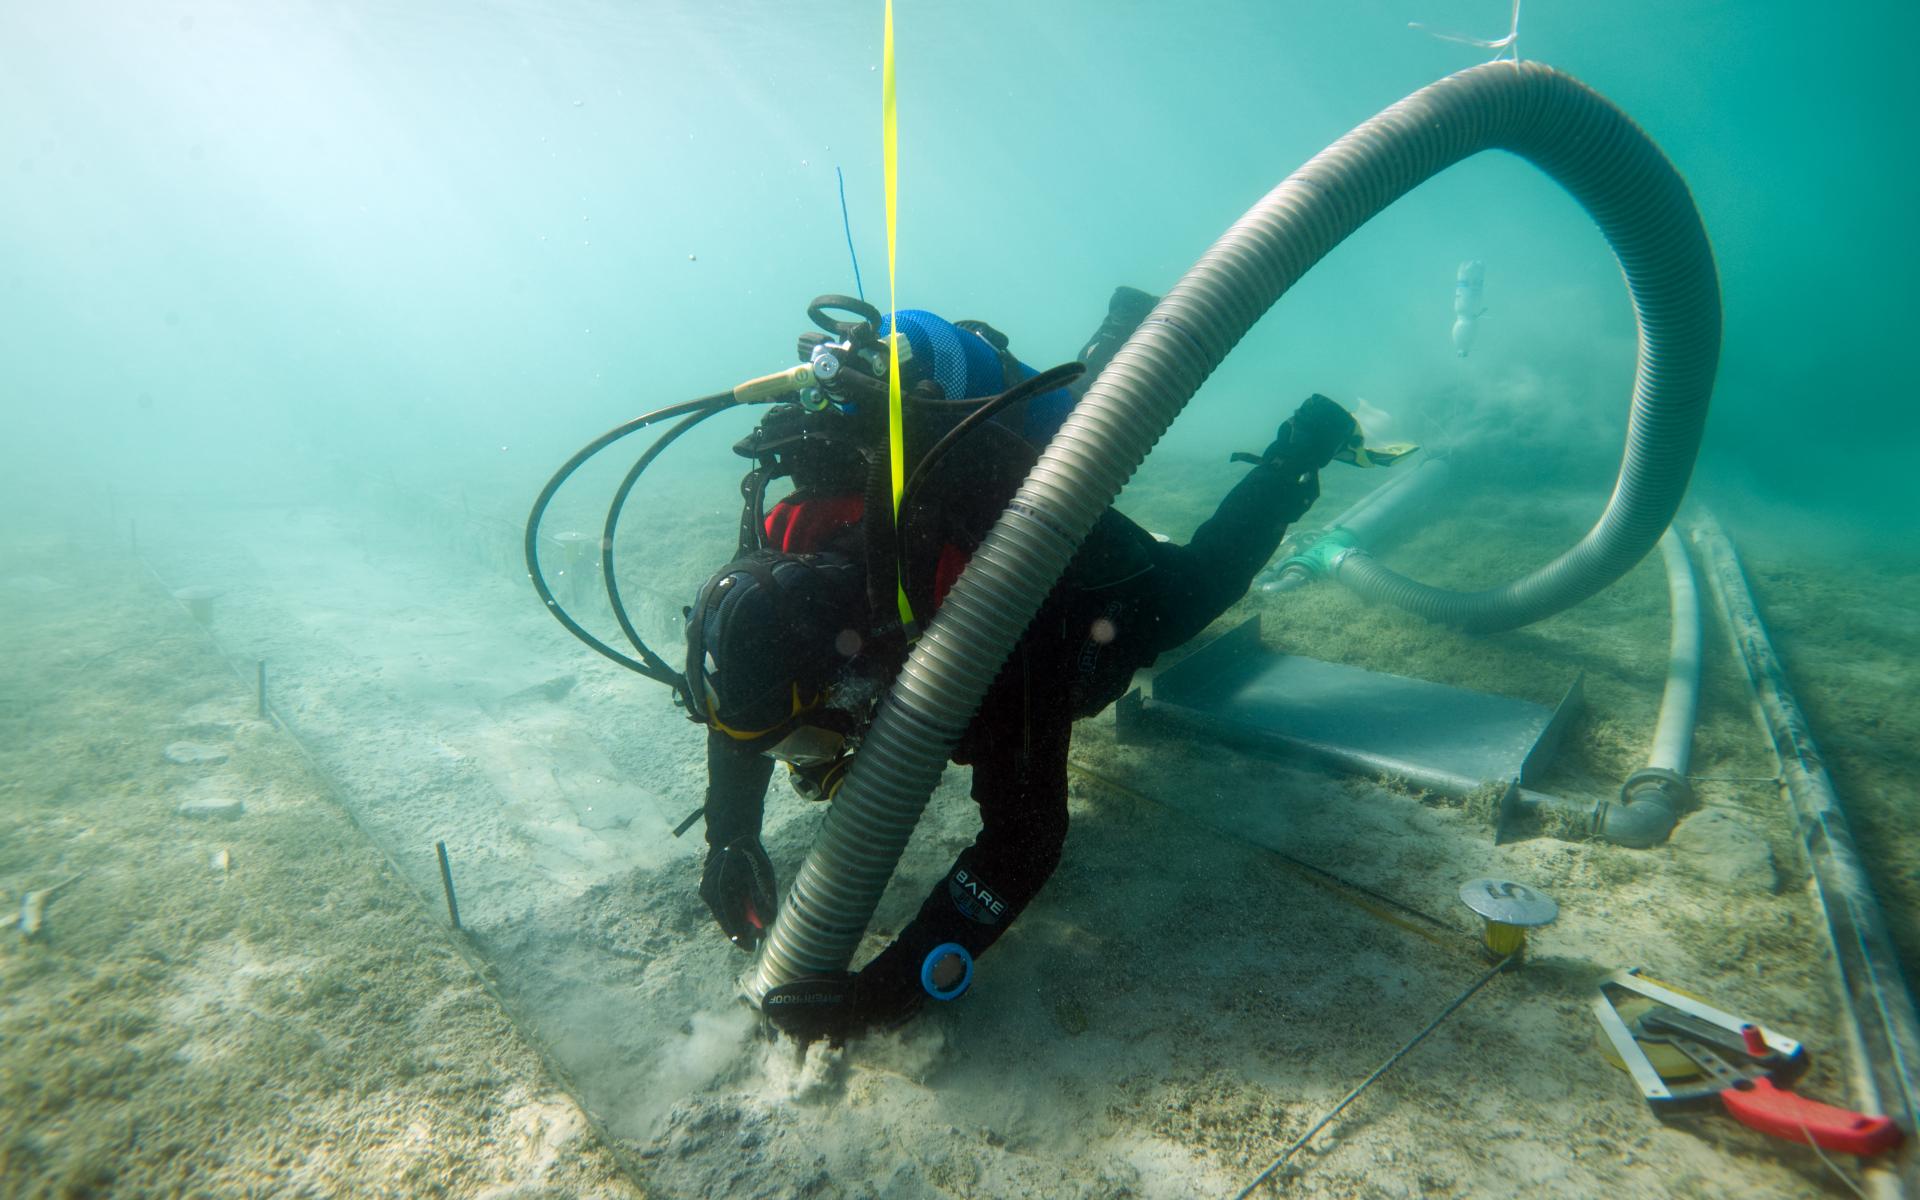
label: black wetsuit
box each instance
[703,419,1322,1012]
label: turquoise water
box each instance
[4,6,1917,1196]
[4,1,1915,528]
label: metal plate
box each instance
[1136,617,1579,798]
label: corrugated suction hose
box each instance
[750,61,1721,1000]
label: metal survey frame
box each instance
[1593,968,1804,1105]
[1594,968,1904,1161]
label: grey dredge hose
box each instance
[1331,74,1720,630]
[750,61,1721,1000]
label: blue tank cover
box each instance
[879,309,1075,447]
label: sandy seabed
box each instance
[2,455,1912,1199]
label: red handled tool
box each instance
[1594,969,1902,1157]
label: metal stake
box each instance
[436,841,461,930]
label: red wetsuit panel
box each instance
[765,494,972,611]
[764,495,865,553]
[932,544,971,609]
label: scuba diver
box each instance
[683,288,1360,1043]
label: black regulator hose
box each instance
[531,360,1080,695]
[861,446,900,631]
[898,361,1086,513]
[890,361,1086,613]
[600,404,736,704]
[524,392,738,686]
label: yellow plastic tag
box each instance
[882,0,914,627]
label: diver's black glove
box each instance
[1263,394,1359,472]
[1072,286,1161,398]
[700,836,777,952]
[762,960,926,1044]
[1086,285,1157,351]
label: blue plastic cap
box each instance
[920,942,974,1001]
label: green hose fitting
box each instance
[1278,527,1358,579]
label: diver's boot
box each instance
[1070,286,1159,398]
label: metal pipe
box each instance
[1274,454,1444,562]
[751,62,1722,1002]
[1339,457,1455,547]
[1595,528,1700,846]
[1263,457,1455,593]
[1691,510,1920,1190]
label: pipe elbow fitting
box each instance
[1598,767,1692,848]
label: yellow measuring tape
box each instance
[882,0,914,628]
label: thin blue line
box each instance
[836,166,865,303]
